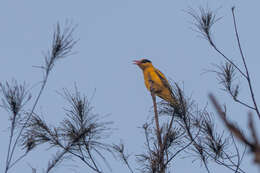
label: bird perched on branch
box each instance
[133,59,176,105]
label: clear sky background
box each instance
[1,0,260,172]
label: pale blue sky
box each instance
[1,0,260,172]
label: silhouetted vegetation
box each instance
[1,5,259,173]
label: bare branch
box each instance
[113,142,134,173]
[231,7,260,118]
[188,6,247,79]
[0,80,31,173]
[209,93,260,165]
[3,21,77,173]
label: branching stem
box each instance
[231,7,260,119]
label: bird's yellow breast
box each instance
[143,67,164,92]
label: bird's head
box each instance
[133,59,153,70]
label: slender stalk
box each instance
[46,149,67,173]
[5,23,76,172]
[46,132,99,173]
[223,152,245,173]
[230,133,242,173]
[5,120,16,172]
[161,114,174,154]
[233,98,255,110]
[120,152,134,173]
[148,74,164,172]
[151,93,162,151]
[231,7,260,119]
[9,153,27,169]
[181,114,211,173]
[151,90,164,173]
[209,42,247,79]
[6,77,47,173]
[85,144,102,173]
[144,126,153,155]
[59,144,99,172]
[165,128,200,165]
[125,162,134,173]
[203,160,211,173]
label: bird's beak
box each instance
[133,60,141,65]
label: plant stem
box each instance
[231,7,260,119]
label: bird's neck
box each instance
[141,65,154,71]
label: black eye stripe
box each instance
[141,59,151,63]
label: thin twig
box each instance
[5,118,16,172]
[210,43,247,79]
[151,92,162,149]
[5,23,77,173]
[7,80,47,173]
[9,153,27,169]
[85,143,102,173]
[161,114,174,154]
[149,77,164,173]
[231,7,260,119]
[151,92,164,171]
[165,128,201,165]
[230,133,242,173]
[144,124,153,160]
[233,98,255,110]
[46,149,67,173]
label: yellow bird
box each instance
[133,59,176,105]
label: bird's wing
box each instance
[154,68,173,94]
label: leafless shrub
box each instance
[21,87,113,173]
[189,6,260,118]
[0,80,32,172]
[134,81,246,173]
[210,94,260,165]
[1,21,77,173]
[189,4,260,173]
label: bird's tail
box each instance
[167,96,178,107]
[158,92,178,107]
